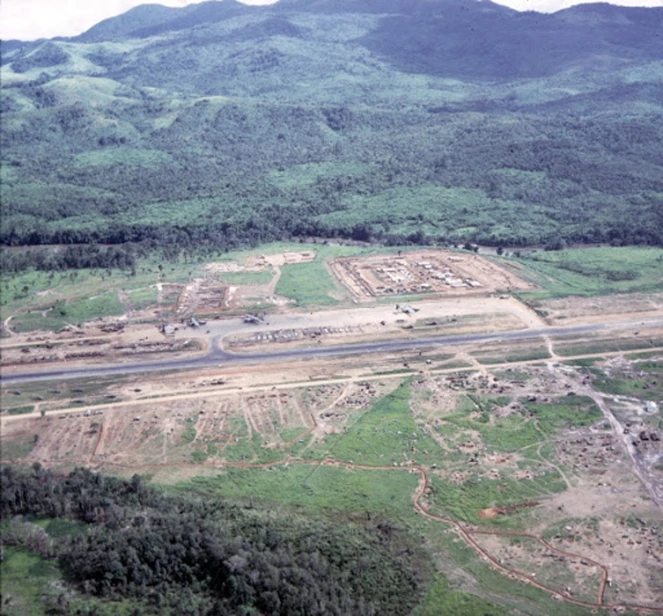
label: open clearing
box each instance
[2,342,662,614]
[330,249,533,300]
[2,244,663,615]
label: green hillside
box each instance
[1,0,662,265]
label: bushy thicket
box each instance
[0,465,427,615]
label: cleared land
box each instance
[2,350,662,614]
[2,244,663,615]
[330,249,533,300]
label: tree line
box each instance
[0,464,428,615]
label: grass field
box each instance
[276,259,346,306]
[11,292,125,332]
[415,576,510,616]
[429,470,566,526]
[312,381,443,466]
[126,286,159,310]
[0,545,139,616]
[516,246,663,298]
[554,334,663,357]
[524,396,603,435]
[471,340,551,364]
[185,464,421,521]
[0,547,62,616]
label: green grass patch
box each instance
[434,360,474,370]
[279,427,310,442]
[1,375,129,412]
[1,434,39,459]
[477,348,551,364]
[518,247,663,298]
[627,350,663,360]
[31,517,88,539]
[492,369,531,382]
[429,471,566,526]
[191,449,208,463]
[275,260,345,306]
[555,335,663,357]
[221,269,275,285]
[0,547,61,616]
[126,286,158,309]
[415,575,509,616]
[524,396,603,435]
[221,438,256,462]
[564,357,598,367]
[316,381,444,466]
[183,464,421,521]
[11,292,125,332]
[180,416,198,444]
[217,417,285,464]
[442,404,543,452]
[206,442,219,456]
[6,405,34,416]
[591,370,663,401]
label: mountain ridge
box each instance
[1,0,662,251]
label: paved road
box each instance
[1,318,660,385]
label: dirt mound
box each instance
[478,502,541,519]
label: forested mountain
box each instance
[1,0,662,259]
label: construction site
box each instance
[1,245,663,615]
[1,348,662,612]
[173,250,316,318]
[329,250,533,300]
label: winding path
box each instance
[89,455,663,614]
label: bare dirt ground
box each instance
[2,343,662,612]
[0,323,204,368]
[330,250,533,301]
[533,293,663,325]
[0,374,394,469]
[225,305,528,351]
[0,291,544,370]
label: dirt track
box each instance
[71,455,662,614]
[2,344,662,611]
